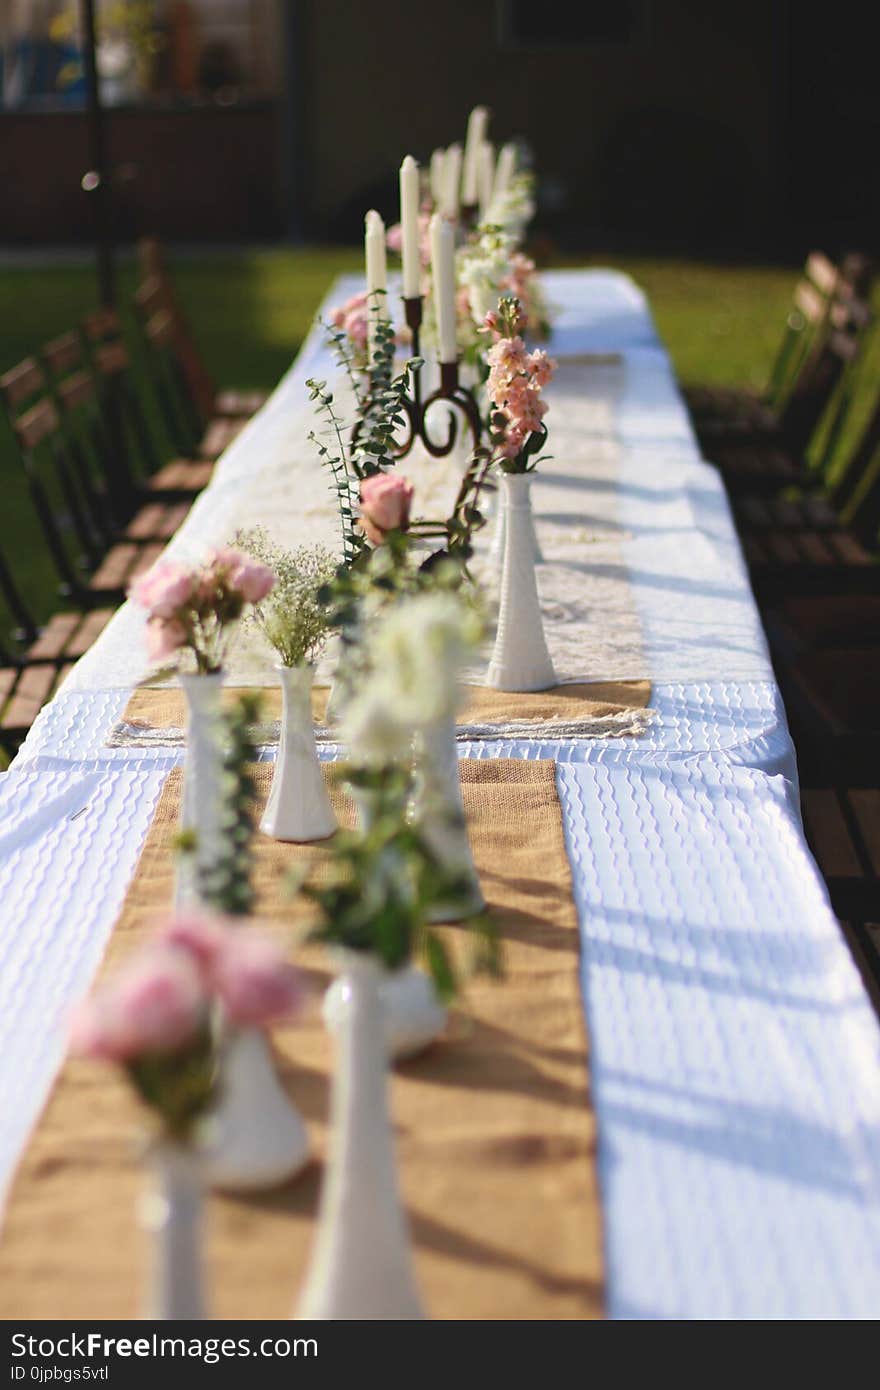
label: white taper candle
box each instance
[399,156,421,299]
[493,141,517,204]
[364,209,387,362]
[477,139,495,221]
[442,142,462,219]
[429,147,446,207]
[430,213,457,364]
[462,105,489,207]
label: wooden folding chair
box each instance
[0,358,162,607]
[79,308,214,498]
[136,237,268,420]
[705,294,873,498]
[0,547,114,760]
[737,378,880,602]
[685,252,871,441]
[131,278,246,462]
[40,329,195,551]
[684,252,840,431]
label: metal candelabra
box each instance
[355,294,483,461]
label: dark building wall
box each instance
[0,104,280,244]
[302,0,783,252]
[2,1,876,257]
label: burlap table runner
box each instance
[0,761,603,1320]
[110,679,652,746]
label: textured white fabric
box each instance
[2,269,879,1319]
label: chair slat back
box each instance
[42,331,84,378]
[792,281,827,324]
[805,251,839,297]
[0,356,47,410]
[14,397,62,450]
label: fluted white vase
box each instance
[487,468,543,568]
[260,664,336,843]
[140,1142,206,1320]
[333,787,448,1052]
[176,671,226,909]
[203,1027,310,1193]
[296,952,424,1320]
[410,716,484,922]
[486,473,555,691]
[323,962,447,1060]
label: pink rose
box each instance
[162,912,226,971]
[70,946,208,1062]
[329,293,370,350]
[212,931,304,1028]
[344,307,368,350]
[208,548,275,604]
[145,615,187,663]
[359,473,414,546]
[129,562,194,619]
[231,557,275,604]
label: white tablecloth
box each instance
[2,269,879,1318]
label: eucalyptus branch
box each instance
[195,693,262,917]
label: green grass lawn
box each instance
[1,247,874,629]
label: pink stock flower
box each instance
[502,253,537,298]
[495,417,528,459]
[359,473,414,546]
[129,562,194,620]
[487,335,529,383]
[70,946,208,1063]
[211,931,304,1028]
[385,222,403,253]
[528,349,556,389]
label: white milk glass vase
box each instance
[176,671,226,909]
[260,664,336,843]
[140,1141,206,1320]
[325,785,447,1058]
[297,952,424,1320]
[204,1026,310,1193]
[486,472,555,691]
[410,716,484,922]
[323,958,447,1062]
[488,467,543,568]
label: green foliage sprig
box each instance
[296,764,499,999]
[307,293,421,566]
[177,693,262,917]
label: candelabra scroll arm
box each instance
[348,295,483,462]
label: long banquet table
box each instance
[1,269,879,1319]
